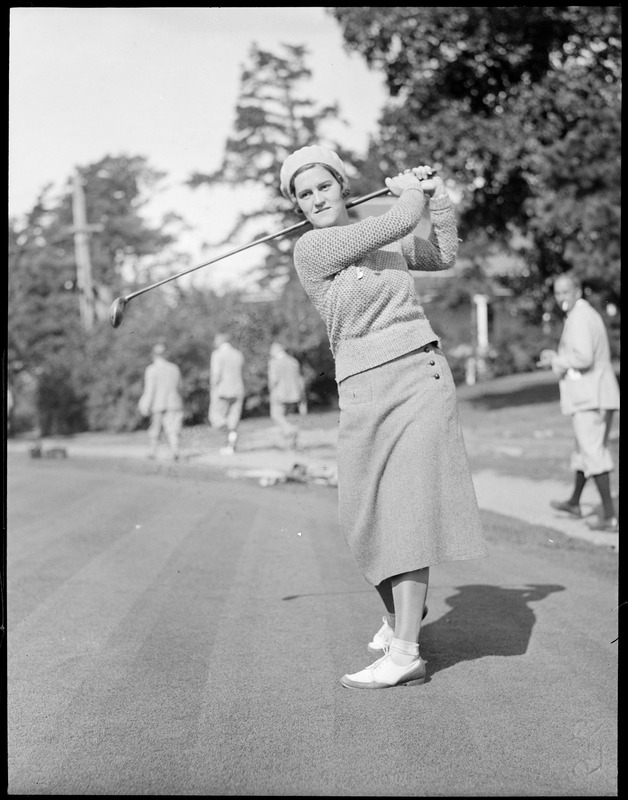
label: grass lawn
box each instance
[232,369,620,493]
[455,372,620,499]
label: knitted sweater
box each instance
[292,188,458,383]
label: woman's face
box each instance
[293,165,350,228]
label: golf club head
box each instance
[109,297,127,328]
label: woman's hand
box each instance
[385,165,446,199]
[384,170,423,197]
[412,165,445,198]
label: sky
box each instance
[9,7,388,289]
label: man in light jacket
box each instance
[209,331,245,455]
[268,341,307,450]
[538,272,620,532]
[138,342,184,461]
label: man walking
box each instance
[138,342,184,461]
[268,341,306,451]
[538,272,620,532]
[209,331,245,455]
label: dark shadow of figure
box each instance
[467,382,559,410]
[420,583,565,677]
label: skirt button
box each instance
[434,373,440,379]
[429,360,435,366]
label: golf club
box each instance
[109,178,433,328]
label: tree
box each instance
[186,42,356,392]
[187,42,359,288]
[328,7,621,311]
[72,155,187,294]
[8,155,184,433]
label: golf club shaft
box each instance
[122,186,391,303]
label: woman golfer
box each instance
[279,145,488,689]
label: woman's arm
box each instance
[294,182,427,280]
[402,195,459,271]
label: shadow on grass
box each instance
[465,381,560,410]
[459,365,619,411]
[281,589,371,601]
[420,583,565,678]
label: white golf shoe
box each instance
[341,651,426,689]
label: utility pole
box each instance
[70,172,103,330]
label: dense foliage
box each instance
[8,156,184,433]
[8,9,620,434]
[188,42,362,288]
[328,6,621,309]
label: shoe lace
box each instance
[370,646,390,671]
[373,646,423,677]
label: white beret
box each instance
[279,145,348,200]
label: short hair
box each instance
[289,163,351,214]
[554,271,582,291]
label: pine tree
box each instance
[188,43,354,287]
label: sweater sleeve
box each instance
[293,188,426,280]
[400,194,459,271]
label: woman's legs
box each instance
[390,568,429,664]
[374,578,395,627]
[340,568,429,688]
[373,571,430,642]
[367,579,396,652]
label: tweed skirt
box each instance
[337,343,488,586]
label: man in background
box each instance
[209,331,245,455]
[138,342,184,461]
[538,272,620,532]
[268,341,307,451]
